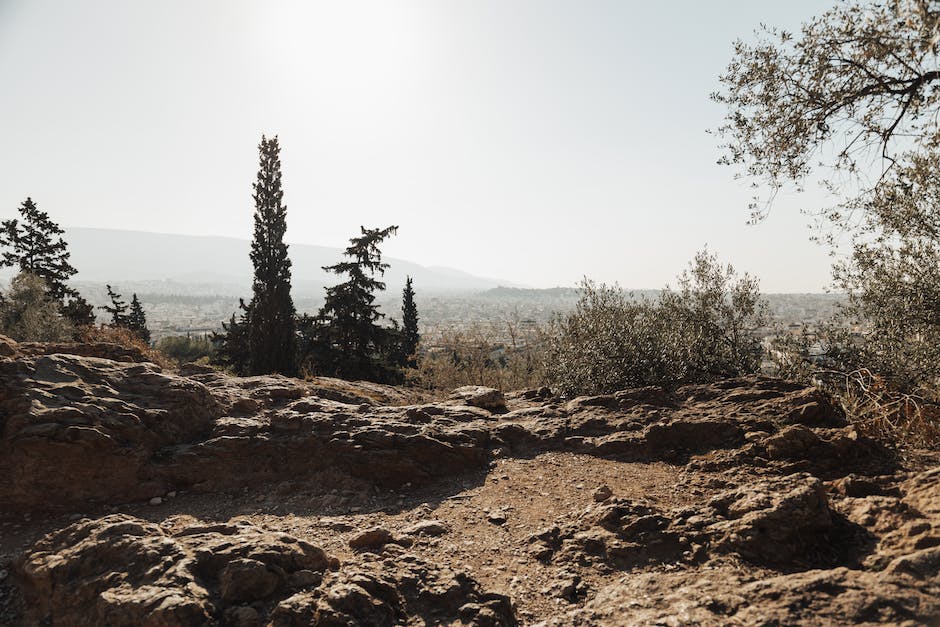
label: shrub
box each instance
[412,319,549,392]
[79,325,175,369]
[769,323,940,449]
[546,250,768,396]
[0,272,75,342]
[156,334,216,365]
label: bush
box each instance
[79,325,175,369]
[412,320,549,392]
[0,272,75,342]
[768,322,940,449]
[546,250,768,396]
[156,334,216,365]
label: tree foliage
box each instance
[0,197,92,328]
[212,299,251,375]
[716,0,940,400]
[400,276,420,367]
[127,293,151,344]
[0,272,75,342]
[546,251,768,396]
[300,226,403,383]
[713,0,940,225]
[1,197,78,300]
[246,135,296,376]
[100,285,129,327]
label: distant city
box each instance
[64,281,845,343]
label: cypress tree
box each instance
[246,135,296,375]
[127,293,151,344]
[100,285,129,327]
[400,276,419,367]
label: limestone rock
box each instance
[449,386,507,412]
[13,514,516,626]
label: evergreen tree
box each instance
[302,225,402,382]
[127,293,151,344]
[100,285,129,327]
[212,299,252,374]
[246,135,296,375]
[0,198,77,301]
[62,296,96,327]
[0,197,92,328]
[400,276,420,367]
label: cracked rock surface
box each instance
[1,336,938,625]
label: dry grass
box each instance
[78,325,177,370]
[823,368,940,449]
[410,321,550,393]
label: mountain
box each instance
[34,227,522,294]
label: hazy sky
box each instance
[0,0,837,291]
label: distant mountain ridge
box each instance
[26,227,524,294]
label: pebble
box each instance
[487,510,508,525]
[148,497,162,506]
[593,485,613,502]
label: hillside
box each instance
[19,227,523,293]
[1,336,938,625]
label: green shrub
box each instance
[0,272,75,342]
[156,334,216,364]
[546,250,768,396]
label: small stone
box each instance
[148,497,162,506]
[68,513,82,521]
[166,491,177,498]
[593,485,613,502]
[400,520,449,537]
[348,526,394,550]
[488,510,508,525]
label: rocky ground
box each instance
[1,334,938,626]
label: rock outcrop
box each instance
[1,336,938,626]
[14,515,515,626]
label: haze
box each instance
[0,0,834,292]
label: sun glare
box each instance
[260,1,424,105]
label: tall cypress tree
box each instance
[246,135,296,376]
[400,276,419,367]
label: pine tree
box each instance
[302,225,402,382]
[246,135,296,376]
[62,296,96,327]
[100,285,129,327]
[0,197,92,328]
[0,198,78,301]
[127,293,151,344]
[400,276,420,367]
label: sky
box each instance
[0,0,838,291]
